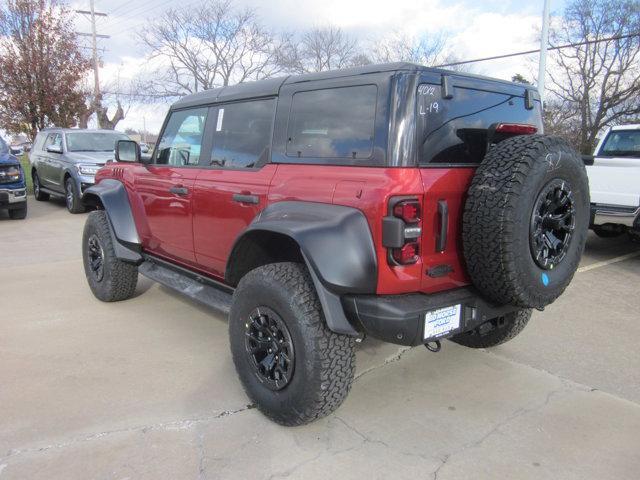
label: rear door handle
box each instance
[232,193,259,204]
[436,200,448,252]
[169,186,189,196]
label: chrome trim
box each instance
[0,188,27,204]
[592,204,640,228]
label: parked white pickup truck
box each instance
[586,124,640,238]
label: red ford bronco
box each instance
[81,63,589,425]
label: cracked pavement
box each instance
[1,201,640,479]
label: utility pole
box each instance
[76,2,109,128]
[143,116,147,143]
[538,0,551,104]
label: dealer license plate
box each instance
[423,304,461,340]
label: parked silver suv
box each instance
[30,128,130,213]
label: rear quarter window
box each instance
[286,85,377,160]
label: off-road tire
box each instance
[65,177,85,214]
[8,203,27,219]
[229,262,356,426]
[32,170,49,201]
[463,135,589,309]
[450,309,532,348]
[82,210,138,302]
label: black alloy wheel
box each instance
[530,179,576,270]
[86,234,105,282]
[244,306,295,391]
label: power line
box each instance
[103,91,171,98]
[434,32,640,68]
[100,0,178,36]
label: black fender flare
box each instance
[227,201,378,335]
[82,179,142,263]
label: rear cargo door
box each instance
[416,76,542,293]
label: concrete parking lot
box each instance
[1,199,640,479]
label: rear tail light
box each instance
[383,197,422,266]
[393,201,421,224]
[392,241,419,265]
[494,123,538,135]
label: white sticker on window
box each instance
[216,109,224,131]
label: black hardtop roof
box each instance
[171,62,538,109]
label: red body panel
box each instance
[97,162,474,295]
[419,168,475,292]
[192,165,278,277]
[133,165,199,264]
[268,165,473,295]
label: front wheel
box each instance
[449,309,532,348]
[229,262,356,426]
[82,210,138,302]
[8,202,27,219]
[65,177,85,214]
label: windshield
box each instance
[66,132,129,152]
[0,137,8,154]
[599,130,640,157]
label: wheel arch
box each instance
[225,201,378,336]
[82,179,142,263]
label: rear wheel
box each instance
[32,171,49,201]
[65,177,85,214]
[229,262,356,426]
[82,210,138,301]
[450,309,532,348]
[8,202,27,220]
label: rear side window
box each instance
[155,107,208,166]
[417,83,539,165]
[210,98,274,168]
[286,85,377,159]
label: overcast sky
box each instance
[69,0,566,134]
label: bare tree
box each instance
[543,99,583,149]
[370,31,447,65]
[0,0,91,139]
[279,26,364,73]
[366,30,468,72]
[512,73,532,84]
[546,0,640,153]
[138,0,282,98]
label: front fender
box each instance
[82,179,142,263]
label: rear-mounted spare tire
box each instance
[462,135,589,309]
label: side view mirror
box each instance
[46,144,62,154]
[582,154,595,166]
[115,140,141,163]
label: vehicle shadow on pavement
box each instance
[582,231,640,261]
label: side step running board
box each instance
[138,259,233,316]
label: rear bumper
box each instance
[343,287,520,346]
[591,203,640,228]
